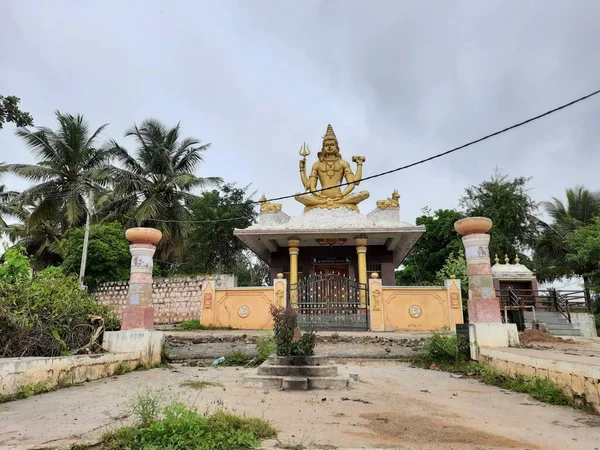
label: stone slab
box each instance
[103,330,165,366]
[282,377,308,390]
[257,364,339,377]
[243,375,283,389]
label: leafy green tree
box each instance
[533,186,600,282]
[460,170,538,261]
[2,201,62,269]
[435,250,467,291]
[106,119,222,261]
[0,246,31,282]
[564,217,600,277]
[0,95,33,130]
[235,251,270,287]
[183,183,257,275]
[3,111,114,231]
[396,208,463,285]
[61,222,130,290]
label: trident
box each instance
[299,142,310,160]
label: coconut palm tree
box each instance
[105,119,222,261]
[1,201,62,269]
[533,186,600,282]
[2,112,115,232]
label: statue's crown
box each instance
[323,124,338,143]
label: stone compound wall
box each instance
[94,275,236,324]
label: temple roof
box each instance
[234,207,425,267]
[492,257,536,279]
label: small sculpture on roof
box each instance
[259,194,282,212]
[376,190,400,209]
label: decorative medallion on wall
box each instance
[408,304,423,319]
[237,305,251,318]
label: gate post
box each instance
[369,273,384,331]
[355,235,368,308]
[274,273,287,308]
[288,237,301,307]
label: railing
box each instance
[496,288,590,324]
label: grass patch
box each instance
[181,380,223,390]
[175,320,234,331]
[256,336,276,365]
[114,363,133,375]
[222,349,252,366]
[479,367,571,405]
[100,403,276,450]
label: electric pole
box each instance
[78,193,92,289]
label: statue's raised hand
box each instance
[352,156,365,166]
[299,159,306,170]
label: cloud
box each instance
[1,0,599,225]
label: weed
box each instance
[181,380,223,390]
[223,349,252,366]
[100,403,276,450]
[128,388,166,426]
[175,320,233,331]
[113,363,132,375]
[422,333,464,365]
[255,336,276,364]
[16,383,52,399]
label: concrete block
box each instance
[243,376,283,389]
[307,376,350,390]
[469,323,519,360]
[282,377,308,391]
[257,365,338,377]
[570,374,585,395]
[103,330,165,366]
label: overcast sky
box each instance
[2,0,600,225]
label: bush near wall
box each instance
[0,267,120,358]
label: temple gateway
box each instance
[231,124,464,331]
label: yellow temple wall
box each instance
[374,279,464,331]
[201,285,280,330]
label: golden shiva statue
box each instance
[295,124,370,212]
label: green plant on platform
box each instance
[101,404,276,450]
[269,304,316,357]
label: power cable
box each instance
[5,87,600,222]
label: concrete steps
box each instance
[523,311,582,337]
[244,355,356,390]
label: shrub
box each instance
[0,270,120,357]
[421,333,464,366]
[269,304,316,357]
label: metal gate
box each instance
[289,274,369,330]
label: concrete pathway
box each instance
[1,362,599,450]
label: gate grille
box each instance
[289,274,369,330]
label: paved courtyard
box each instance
[1,361,599,450]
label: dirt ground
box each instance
[1,362,599,450]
